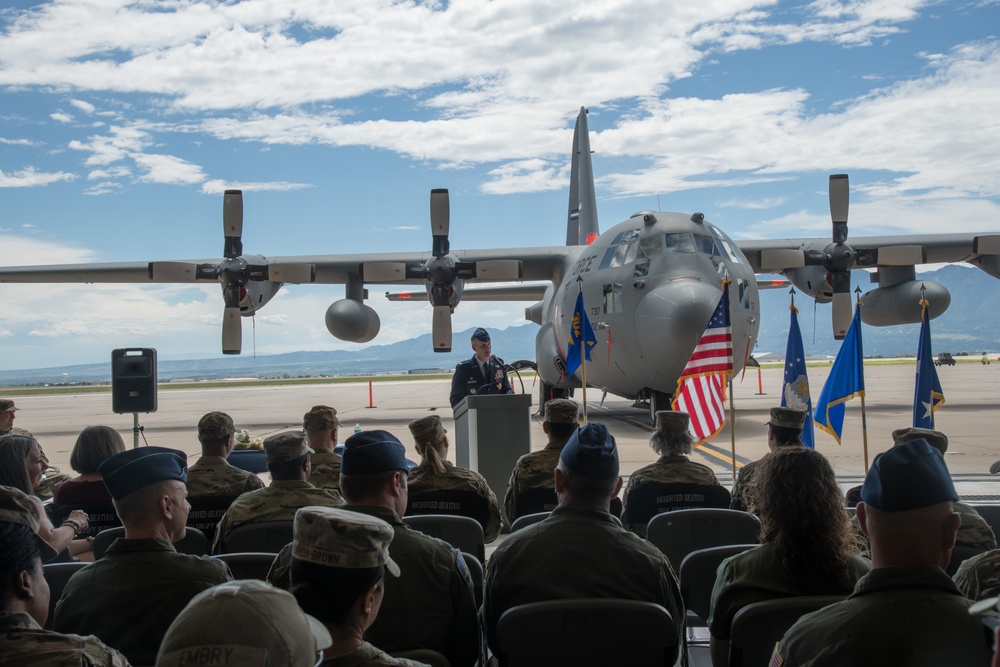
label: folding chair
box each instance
[186,495,238,544]
[42,561,87,629]
[92,526,209,559]
[511,487,559,521]
[222,521,293,554]
[971,504,1000,541]
[406,489,493,541]
[403,514,485,563]
[389,649,450,667]
[461,551,484,609]
[645,508,760,571]
[47,502,121,539]
[624,483,732,537]
[214,552,280,581]
[728,595,845,667]
[495,598,676,667]
[510,511,550,533]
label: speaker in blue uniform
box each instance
[111,348,158,414]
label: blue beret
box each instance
[472,327,490,342]
[342,430,409,475]
[560,422,619,480]
[860,438,958,512]
[99,446,187,500]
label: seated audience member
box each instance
[729,406,806,511]
[503,398,580,524]
[304,405,343,491]
[269,430,478,667]
[52,425,126,506]
[707,447,870,666]
[186,411,266,497]
[621,410,722,529]
[156,579,331,667]
[0,399,71,499]
[772,439,992,666]
[53,446,233,665]
[213,431,345,554]
[288,506,427,666]
[846,428,996,552]
[0,485,130,665]
[954,550,1000,601]
[407,415,502,541]
[483,422,684,663]
[0,434,93,561]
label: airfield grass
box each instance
[0,356,961,397]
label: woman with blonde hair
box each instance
[406,415,502,541]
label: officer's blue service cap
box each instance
[472,327,490,342]
[342,430,409,475]
[860,438,958,512]
[99,446,188,500]
[560,422,619,480]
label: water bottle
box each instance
[354,423,362,435]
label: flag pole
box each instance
[577,276,589,424]
[856,287,870,472]
[728,373,736,483]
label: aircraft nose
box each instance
[634,278,722,376]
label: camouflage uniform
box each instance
[308,449,343,491]
[621,455,721,527]
[409,460,502,541]
[729,457,760,512]
[212,480,345,553]
[849,500,997,553]
[320,644,427,666]
[53,538,233,666]
[503,447,562,524]
[953,548,1000,600]
[268,503,478,667]
[185,455,265,496]
[0,611,131,666]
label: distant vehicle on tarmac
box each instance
[936,353,956,366]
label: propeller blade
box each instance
[222,307,242,354]
[431,189,450,257]
[832,291,853,340]
[475,259,522,281]
[432,305,452,353]
[268,263,316,284]
[223,190,243,258]
[829,174,849,243]
[149,261,206,281]
[759,249,806,271]
[362,262,407,283]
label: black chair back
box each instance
[186,495,238,544]
[214,552,279,581]
[729,595,846,667]
[406,489,492,535]
[625,483,732,536]
[403,514,486,562]
[42,562,88,629]
[47,502,121,539]
[223,521,294,555]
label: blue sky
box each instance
[2,0,999,371]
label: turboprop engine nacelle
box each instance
[784,266,833,303]
[859,280,950,326]
[326,299,381,343]
[238,277,281,315]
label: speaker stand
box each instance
[131,413,145,449]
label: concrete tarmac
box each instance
[11,361,1000,501]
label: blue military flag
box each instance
[913,298,945,428]
[814,302,865,444]
[781,301,815,448]
[565,291,597,377]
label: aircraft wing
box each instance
[386,283,549,302]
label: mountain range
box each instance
[1,265,996,386]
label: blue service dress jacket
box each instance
[450,355,513,408]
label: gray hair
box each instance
[649,428,694,457]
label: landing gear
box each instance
[648,389,672,426]
[539,382,572,417]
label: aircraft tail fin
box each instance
[566,107,600,246]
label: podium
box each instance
[454,393,532,501]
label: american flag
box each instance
[672,283,733,443]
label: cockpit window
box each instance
[694,233,715,255]
[600,231,642,269]
[706,223,747,266]
[664,232,696,253]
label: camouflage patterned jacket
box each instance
[621,455,721,525]
[729,457,761,512]
[0,611,132,666]
[953,548,1000,600]
[308,449,343,491]
[850,500,997,554]
[186,455,266,497]
[212,480,345,554]
[408,460,502,542]
[502,446,563,524]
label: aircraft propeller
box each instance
[149,189,315,355]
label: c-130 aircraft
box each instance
[3,107,1000,417]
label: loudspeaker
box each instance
[111,348,158,414]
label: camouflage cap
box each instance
[303,405,339,432]
[0,485,59,561]
[99,446,187,500]
[893,426,948,455]
[264,432,313,463]
[197,411,234,441]
[655,410,690,434]
[769,407,807,430]
[0,399,17,412]
[544,399,580,425]
[408,415,445,447]
[157,579,332,667]
[292,506,400,577]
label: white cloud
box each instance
[200,179,313,195]
[0,166,76,188]
[69,99,95,114]
[50,111,72,123]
